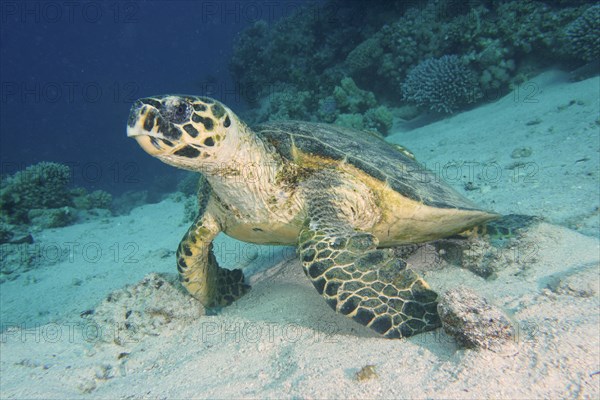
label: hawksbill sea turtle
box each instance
[127,95,499,338]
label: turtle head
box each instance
[127,95,237,171]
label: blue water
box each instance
[1,0,308,193]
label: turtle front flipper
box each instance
[298,175,441,338]
[177,198,249,308]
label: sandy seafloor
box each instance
[1,70,598,398]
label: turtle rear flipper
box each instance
[177,198,250,308]
[298,172,441,338]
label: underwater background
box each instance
[1,0,597,205]
[0,0,599,398]
[1,0,271,195]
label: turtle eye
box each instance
[163,101,191,124]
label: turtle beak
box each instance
[127,100,151,138]
[130,133,165,156]
[127,99,160,138]
[128,98,187,157]
[127,100,164,155]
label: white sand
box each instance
[389,70,599,237]
[1,70,599,398]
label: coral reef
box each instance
[333,77,376,114]
[230,1,404,106]
[355,3,449,93]
[328,78,393,134]
[28,207,77,229]
[0,162,114,229]
[333,113,366,131]
[72,188,113,210]
[401,55,481,113]
[564,4,600,61]
[345,38,383,75]
[88,190,113,209]
[246,78,394,135]
[261,85,313,122]
[230,0,592,122]
[349,1,582,95]
[0,222,14,244]
[0,162,72,223]
[230,1,405,134]
[364,106,394,134]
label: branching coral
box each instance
[565,4,600,61]
[265,87,312,121]
[364,106,393,134]
[333,77,376,114]
[245,84,313,124]
[328,78,393,135]
[401,55,481,114]
[345,37,383,73]
[88,190,113,209]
